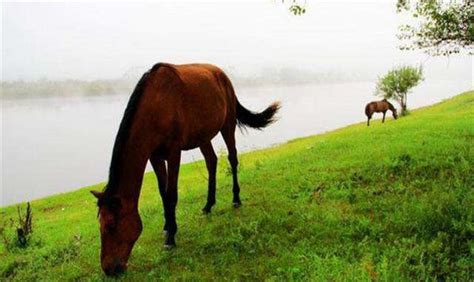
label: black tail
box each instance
[236,100,280,130]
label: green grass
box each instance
[1,91,473,281]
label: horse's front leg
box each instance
[164,150,181,249]
[200,142,217,214]
[150,151,168,234]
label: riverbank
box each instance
[1,90,473,280]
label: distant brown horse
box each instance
[90,63,280,275]
[365,99,397,126]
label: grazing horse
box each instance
[90,63,280,276]
[365,99,397,126]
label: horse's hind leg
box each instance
[221,124,242,207]
[382,111,386,123]
[200,142,217,214]
[150,151,168,234]
[367,115,371,126]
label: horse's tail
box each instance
[219,69,280,130]
[236,100,280,130]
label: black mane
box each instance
[384,99,396,111]
[102,63,163,199]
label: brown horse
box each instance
[90,63,280,275]
[365,99,397,126]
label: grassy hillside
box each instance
[1,91,473,281]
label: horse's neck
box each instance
[382,101,393,111]
[387,103,394,111]
[118,153,147,199]
[113,133,157,208]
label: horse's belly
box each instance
[177,81,227,150]
[180,131,220,150]
[179,112,226,150]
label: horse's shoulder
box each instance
[147,63,183,85]
[153,63,181,77]
[140,64,184,96]
[150,63,229,95]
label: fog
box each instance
[2,1,472,82]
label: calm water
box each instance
[1,80,471,206]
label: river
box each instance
[1,79,471,206]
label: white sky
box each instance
[1,1,473,81]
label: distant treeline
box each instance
[228,67,369,87]
[1,68,371,99]
[1,79,136,99]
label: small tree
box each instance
[375,66,423,116]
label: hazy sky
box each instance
[2,1,472,81]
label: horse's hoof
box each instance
[202,207,212,214]
[164,234,176,249]
[163,244,176,250]
[233,202,242,208]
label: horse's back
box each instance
[152,63,231,149]
[167,63,225,84]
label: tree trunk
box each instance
[403,93,408,114]
[398,95,404,116]
[401,93,408,115]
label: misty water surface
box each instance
[1,79,471,206]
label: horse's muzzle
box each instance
[103,260,127,276]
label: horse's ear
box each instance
[90,190,104,199]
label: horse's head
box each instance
[392,109,398,119]
[91,191,142,276]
